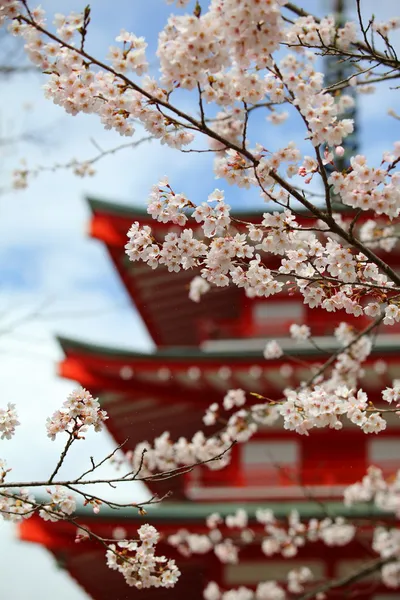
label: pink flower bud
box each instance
[335,146,345,157]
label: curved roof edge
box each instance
[25,498,394,521]
[87,195,149,218]
[57,334,400,361]
[86,195,353,220]
[86,195,269,221]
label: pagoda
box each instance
[19,197,400,599]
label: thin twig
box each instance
[298,555,397,600]
[48,433,74,484]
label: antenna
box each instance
[324,0,358,171]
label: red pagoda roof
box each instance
[88,197,260,347]
[58,335,400,500]
[87,197,400,348]
[33,195,400,598]
[20,501,396,600]
[59,333,400,403]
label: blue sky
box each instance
[0,1,399,598]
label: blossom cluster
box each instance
[374,529,400,588]
[280,384,386,436]
[278,53,354,147]
[344,465,400,517]
[107,29,148,75]
[2,4,194,147]
[258,509,355,556]
[289,323,310,341]
[125,180,399,320]
[329,148,400,218]
[359,218,398,253]
[373,17,400,37]
[344,468,400,588]
[168,508,357,600]
[167,473,400,596]
[189,275,211,302]
[204,568,313,600]
[0,1,364,168]
[158,0,284,93]
[126,428,232,478]
[147,179,193,226]
[203,577,296,600]
[0,486,35,522]
[39,486,76,522]
[203,388,279,439]
[106,524,180,589]
[46,387,108,440]
[203,326,393,440]
[276,331,389,435]
[285,14,357,50]
[169,506,355,564]
[0,403,19,440]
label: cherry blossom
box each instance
[0,1,400,595]
[0,403,19,440]
[263,340,283,359]
[289,323,311,341]
[0,487,35,522]
[39,486,76,521]
[46,387,108,440]
[344,466,400,518]
[106,524,180,588]
[223,389,246,411]
[189,275,211,302]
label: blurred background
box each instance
[0,1,399,598]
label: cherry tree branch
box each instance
[0,441,235,489]
[298,556,397,599]
[14,10,400,290]
[48,432,74,484]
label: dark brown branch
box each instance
[15,13,400,290]
[302,314,384,388]
[298,555,397,599]
[0,442,235,489]
[48,433,74,484]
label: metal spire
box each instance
[324,0,358,171]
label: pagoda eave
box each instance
[87,196,400,348]
[19,502,397,600]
